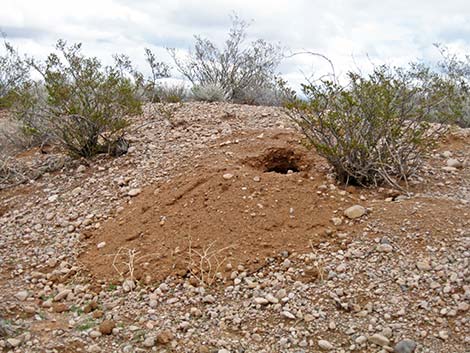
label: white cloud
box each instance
[1,0,470,89]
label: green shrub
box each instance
[433,44,470,127]
[287,65,459,188]
[0,37,30,109]
[169,15,283,105]
[14,40,143,158]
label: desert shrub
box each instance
[0,37,30,109]
[143,48,171,102]
[191,83,227,102]
[13,40,143,158]
[433,44,470,127]
[169,15,283,105]
[150,83,187,103]
[287,65,459,188]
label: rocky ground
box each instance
[0,102,469,353]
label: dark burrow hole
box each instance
[262,148,302,174]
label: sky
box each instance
[1,0,470,89]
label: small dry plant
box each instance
[309,240,326,282]
[187,239,233,286]
[110,247,158,286]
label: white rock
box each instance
[128,188,142,197]
[97,242,106,249]
[222,173,233,180]
[254,297,269,305]
[368,333,390,346]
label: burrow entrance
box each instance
[245,147,305,174]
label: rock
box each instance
[89,330,101,338]
[344,205,367,219]
[14,290,29,301]
[54,289,72,301]
[254,297,269,305]
[99,320,115,335]
[331,217,342,226]
[253,176,261,182]
[394,339,417,353]
[203,295,215,303]
[318,339,334,350]
[265,293,279,304]
[97,241,106,249]
[377,244,393,253]
[355,335,367,345]
[6,338,21,348]
[77,165,87,173]
[128,188,142,197]
[416,260,431,271]
[222,173,233,180]
[281,311,296,320]
[143,337,155,347]
[52,303,68,313]
[156,329,174,344]
[122,279,135,292]
[369,333,390,346]
[87,344,101,353]
[446,158,462,168]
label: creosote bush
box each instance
[14,40,143,158]
[169,15,284,105]
[0,37,30,109]
[287,65,459,188]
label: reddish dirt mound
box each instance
[80,130,360,284]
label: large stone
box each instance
[394,339,417,353]
[344,205,367,219]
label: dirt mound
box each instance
[80,130,355,284]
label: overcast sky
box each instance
[1,0,470,88]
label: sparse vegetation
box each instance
[191,83,227,102]
[13,40,143,158]
[0,37,30,109]
[169,15,284,105]
[287,64,460,188]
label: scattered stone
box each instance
[14,291,29,301]
[54,289,72,301]
[6,338,21,348]
[369,333,390,346]
[52,303,68,313]
[344,205,367,219]
[122,279,136,292]
[318,339,334,350]
[99,320,115,335]
[394,339,417,353]
[222,173,233,180]
[156,329,174,345]
[446,158,462,168]
[143,337,155,347]
[128,188,142,197]
[416,260,432,271]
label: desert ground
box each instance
[0,103,469,352]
